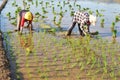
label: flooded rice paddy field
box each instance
[1,0,120,80]
[1,0,120,39]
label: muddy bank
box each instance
[0,0,11,80]
[0,33,10,80]
[0,0,8,13]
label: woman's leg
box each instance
[29,24,33,32]
[17,14,21,31]
[67,22,76,36]
[20,27,23,34]
[78,23,84,36]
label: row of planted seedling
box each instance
[3,31,120,80]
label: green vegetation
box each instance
[115,15,120,22]
[100,18,105,28]
[3,31,120,80]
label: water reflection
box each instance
[18,32,34,53]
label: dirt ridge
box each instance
[0,33,11,80]
[0,0,11,80]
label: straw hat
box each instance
[24,12,32,20]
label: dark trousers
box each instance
[67,22,84,36]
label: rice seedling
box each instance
[76,5,81,11]
[52,6,55,12]
[88,10,93,15]
[41,15,47,19]
[12,0,16,6]
[115,15,120,22]
[17,7,22,13]
[90,54,97,69]
[35,0,38,7]
[100,18,105,28]
[31,0,34,5]
[63,1,66,7]
[96,10,99,17]
[68,4,72,10]
[112,29,117,38]
[59,11,64,17]
[40,72,48,80]
[111,22,115,32]
[53,15,56,21]
[71,62,77,68]
[39,1,43,5]
[35,12,41,18]
[99,13,104,17]
[16,73,21,80]
[76,73,82,80]
[23,0,27,9]
[60,6,62,10]
[45,2,49,8]
[83,8,89,11]
[70,11,74,16]
[73,1,76,6]
[57,4,60,8]
[53,19,62,28]
[6,12,11,20]
[95,9,103,17]
[42,7,48,14]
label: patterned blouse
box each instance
[72,11,91,34]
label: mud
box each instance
[0,0,11,80]
[0,33,11,80]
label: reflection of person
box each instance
[19,33,34,53]
[67,11,96,36]
[17,10,33,33]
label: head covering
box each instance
[89,15,96,26]
[24,12,32,20]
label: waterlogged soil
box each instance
[1,31,119,80]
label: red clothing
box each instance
[20,12,33,27]
[86,20,91,26]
